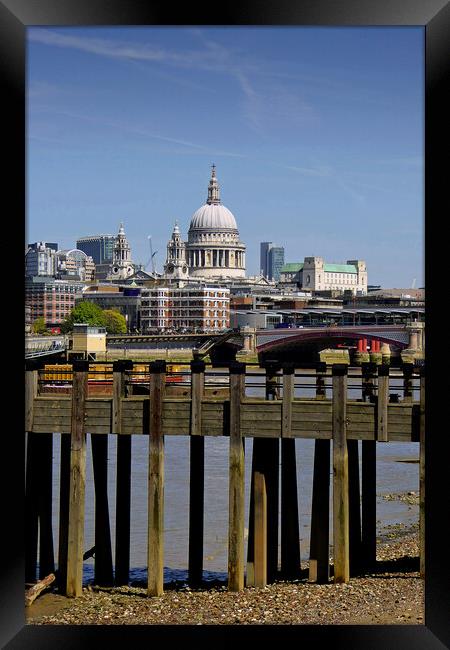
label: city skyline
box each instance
[27,26,424,287]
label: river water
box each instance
[46,370,420,585]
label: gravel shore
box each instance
[26,521,423,626]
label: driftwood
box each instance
[25,546,96,607]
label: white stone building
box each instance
[280,257,367,295]
[163,166,246,283]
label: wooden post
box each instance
[282,363,294,439]
[91,434,114,585]
[189,359,205,587]
[25,360,39,432]
[402,363,414,403]
[309,362,330,583]
[280,438,301,579]
[38,433,55,579]
[315,361,327,400]
[265,366,280,583]
[377,365,389,442]
[148,360,166,597]
[280,362,300,579]
[66,360,89,597]
[419,365,425,578]
[58,433,71,591]
[361,363,377,570]
[332,364,349,583]
[347,440,361,576]
[25,361,40,584]
[253,469,267,587]
[228,362,245,592]
[114,360,133,586]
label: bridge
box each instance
[256,323,425,362]
[106,330,245,361]
[25,335,68,360]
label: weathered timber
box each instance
[402,363,414,403]
[280,437,301,579]
[25,365,39,432]
[91,434,114,586]
[309,364,331,583]
[25,573,55,607]
[38,433,55,578]
[361,363,377,570]
[58,433,71,590]
[114,360,133,586]
[348,440,362,576]
[377,365,389,442]
[282,364,294,438]
[26,361,421,599]
[253,469,267,587]
[419,366,425,578]
[309,439,330,583]
[27,546,96,606]
[264,368,280,584]
[148,361,166,597]
[28,392,416,441]
[228,363,245,592]
[66,361,89,597]
[189,360,205,587]
[332,365,349,583]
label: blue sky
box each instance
[27,26,424,287]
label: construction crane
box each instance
[145,235,158,274]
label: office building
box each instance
[260,242,285,281]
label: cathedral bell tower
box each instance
[108,223,135,280]
[164,221,189,284]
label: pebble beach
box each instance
[26,519,423,627]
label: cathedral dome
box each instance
[190,203,237,231]
[188,164,238,232]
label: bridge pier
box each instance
[402,322,425,363]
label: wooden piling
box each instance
[38,433,55,579]
[332,364,349,583]
[114,360,133,586]
[148,360,166,597]
[228,362,245,592]
[309,439,330,582]
[66,360,89,597]
[419,365,425,578]
[348,440,361,576]
[91,434,114,585]
[280,364,301,579]
[265,367,280,583]
[361,363,377,570]
[189,360,205,587]
[377,365,389,442]
[309,362,330,583]
[403,363,414,403]
[253,469,267,587]
[58,433,71,591]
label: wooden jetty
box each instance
[24,359,425,598]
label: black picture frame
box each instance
[3,0,448,647]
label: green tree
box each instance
[102,309,127,334]
[60,301,106,333]
[32,316,47,334]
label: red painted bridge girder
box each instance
[256,326,410,352]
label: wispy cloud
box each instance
[28,28,317,135]
[32,106,247,159]
[282,162,365,204]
